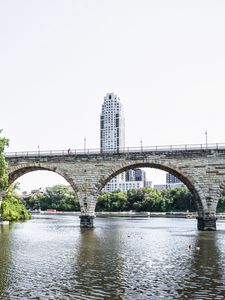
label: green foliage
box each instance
[217,189,225,213]
[23,192,43,211]
[1,184,31,221]
[96,191,128,212]
[162,187,196,212]
[0,129,9,190]
[23,185,80,211]
[0,131,31,222]
[96,186,197,212]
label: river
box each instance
[1,215,225,299]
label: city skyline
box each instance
[1,0,224,191]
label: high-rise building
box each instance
[157,172,184,189]
[166,173,182,184]
[100,93,149,192]
[125,169,146,182]
[100,93,125,152]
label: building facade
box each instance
[166,172,184,188]
[103,168,151,192]
[100,93,148,192]
[166,173,182,184]
[153,173,184,190]
[100,93,125,152]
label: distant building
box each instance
[103,180,145,193]
[153,173,184,190]
[103,168,152,192]
[100,93,148,192]
[21,188,43,197]
[125,169,146,182]
[100,92,125,152]
[166,173,182,184]
[165,172,184,188]
[153,184,168,191]
[31,187,44,194]
[144,181,152,188]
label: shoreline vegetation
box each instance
[0,184,31,222]
[23,184,198,213]
[24,184,225,217]
[0,131,31,223]
[30,210,225,220]
[31,210,196,218]
[1,130,225,223]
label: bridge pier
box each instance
[197,214,217,231]
[77,190,97,228]
[79,215,95,228]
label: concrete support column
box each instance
[197,214,217,231]
[79,215,95,228]
[77,190,97,228]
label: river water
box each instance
[1,215,225,300]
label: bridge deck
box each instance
[4,143,225,159]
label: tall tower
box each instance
[100,93,125,151]
[100,92,148,192]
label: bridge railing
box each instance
[4,142,225,158]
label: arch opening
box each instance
[9,166,78,193]
[96,162,201,214]
[8,168,80,213]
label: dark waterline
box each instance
[1,216,225,299]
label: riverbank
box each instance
[0,220,9,225]
[30,211,199,218]
[30,211,225,219]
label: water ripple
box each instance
[0,216,225,299]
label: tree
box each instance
[217,190,225,213]
[0,129,9,197]
[96,186,197,213]
[23,185,80,211]
[0,130,31,221]
[1,184,31,221]
[163,187,196,212]
[96,191,128,212]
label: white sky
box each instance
[1,0,225,192]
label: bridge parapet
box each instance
[5,142,225,159]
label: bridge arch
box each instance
[97,160,207,212]
[6,146,223,230]
[8,163,79,193]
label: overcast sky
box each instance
[1,0,225,191]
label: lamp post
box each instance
[140,140,143,152]
[205,130,208,149]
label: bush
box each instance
[1,185,31,221]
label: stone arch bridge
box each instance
[4,143,225,230]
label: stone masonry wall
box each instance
[6,149,225,219]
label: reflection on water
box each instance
[0,225,11,299]
[1,216,225,299]
[182,230,225,299]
